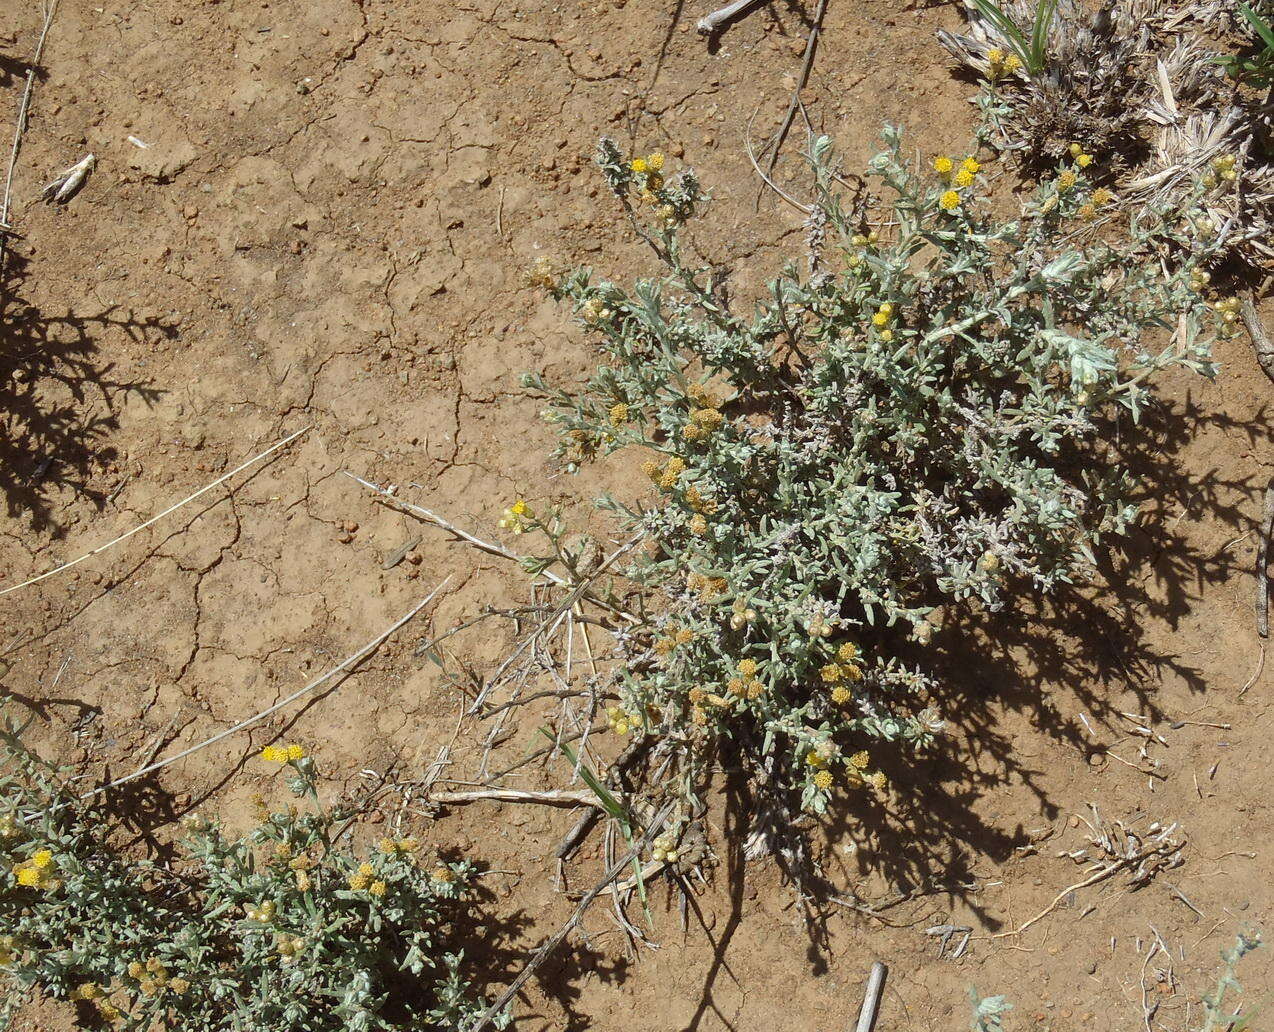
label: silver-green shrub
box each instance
[521,126,1225,815]
[0,727,501,1031]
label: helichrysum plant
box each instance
[519,127,1224,818]
[0,724,503,1031]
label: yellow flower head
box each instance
[879,329,894,343]
[1092,187,1113,207]
[820,663,842,684]
[954,168,975,189]
[609,402,629,425]
[285,744,305,762]
[1076,153,1093,168]
[630,157,647,174]
[31,850,52,870]
[933,156,954,176]
[260,745,288,764]
[1057,170,1078,191]
[831,685,853,705]
[837,642,859,664]
[646,152,665,172]
[689,514,708,535]
[961,157,980,175]
[349,872,370,891]
[15,866,41,888]
[849,750,870,770]
[813,769,833,790]
[867,770,889,791]
[737,659,758,677]
[939,190,961,211]
[369,880,387,897]
[871,312,888,328]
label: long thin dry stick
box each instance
[1,0,59,236]
[429,788,601,808]
[761,0,830,182]
[0,426,312,597]
[465,801,676,1032]
[1257,476,1274,639]
[86,581,448,797]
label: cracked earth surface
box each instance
[2,0,1273,1028]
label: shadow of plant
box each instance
[0,246,167,531]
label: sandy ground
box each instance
[1,0,1272,1028]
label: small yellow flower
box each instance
[689,514,708,535]
[820,663,842,684]
[831,685,853,705]
[961,157,980,175]
[369,880,387,897]
[348,871,370,891]
[867,770,889,791]
[953,168,975,188]
[260,745,288,764]
[285,744,305,762]
[169,978,190,995]
[939,190,961,211]
[15,866,40,887]
[988,47,1005,64]
[1076,153,1092,168]
[31,850,52,869]
[659,457,687,489]
[849,750,870,770]
[74,982,102,1001]
[1057,170,1077,191]
[609,402,629,425]
[738,659,758,677]
[837,642,859,664]
[813,769,833,790]
[432,865,455,883]
[933,155,954,177]
[871,312,888,328]
[646,152,665,171]
[878,329,894,343]
[1092,187,1113,207]
[1002,54,1021,72]
[630,157,647,174]
[295,870,312,892]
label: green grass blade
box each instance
[1240,3,1274,51]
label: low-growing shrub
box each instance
[519,127,1225,817]
[0,726,502,1031]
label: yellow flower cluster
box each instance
[812,769,833,790]
[631,152,666,200]
[499,499,532,534]
[11,849,59,891]
[689,513,708,535]
[580,296,613,323]
[729,595,757,630]
[378,836,421,855]
[275,932,307,963]
[431,864,456,884]
[871,301,895,344]
[524,254,556,289]
[127,957,176,997]
[75,983,127,1022]
[608,402,629,426]
[985,47,1022,79]
[260,744,305,764]
[647,458,687,491]
[821,641,864,687]
[1057,170,1078,192]
[686,570,727,600]
[606,705,640,735]
[1204,153,1237,189]
[684,483,717,515]
[348,862,375,891]
[245,899,276,922]
[651,834,679,864]
[722,658,764,700]
[1213,295,1241,327]
[1068,142,1094,168]
[655,627,695,655]
[939,189,961,212]
[682,406,724,443]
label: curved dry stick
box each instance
[0,425,312,597]
[745,105,813,214]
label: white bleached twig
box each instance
[41,153,94,203]
[697,0,765,34]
